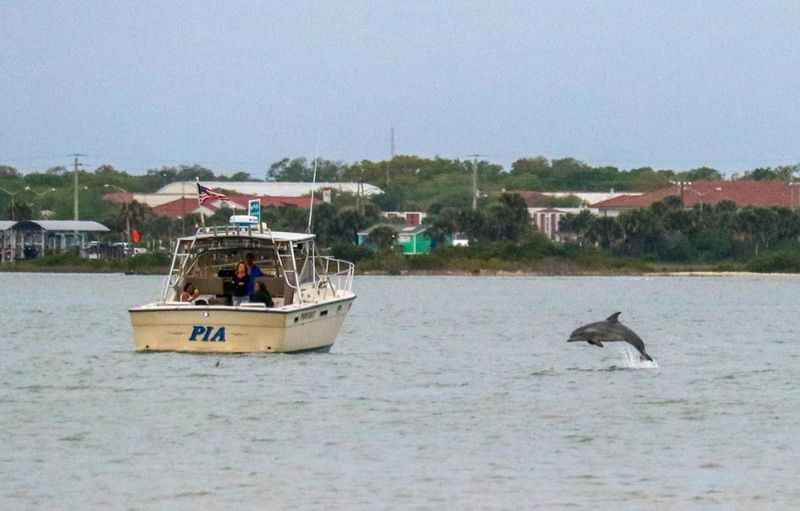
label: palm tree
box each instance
[735,207,778,256]
[619,208,662,256]
[559,210,594,246]
[775,165,797,182]
[4,200,33,221]
[368,226,397,252]
[428,207,459,247]
[117,201,150,241]
[587,217,624,250]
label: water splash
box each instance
[621,344,659,369]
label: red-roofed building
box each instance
[103,192,135,205]
[260,196,320,208]
[106,191,321,220]
[592,180,798,216]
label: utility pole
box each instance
[357,168,365,216]
[383,126,395,188]
[70,153,87,221]
[466,154,485,210]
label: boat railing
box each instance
[312,256,354,293]
[195,224,272,238]
[159,235,199,302]
[286,255,354,301]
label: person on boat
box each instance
[231,261,249,306]
[245,252,263,295]
[180,282,200,302]
[249,281,274,307]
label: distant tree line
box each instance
[559,197,800,262]
[2,156,799,260]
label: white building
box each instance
[110,181,384,208]
[539,191,641,205]
[528,207,598,241]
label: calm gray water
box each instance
[2,273,800,510]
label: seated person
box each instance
[249,281,274,307]
[180,282,200,302]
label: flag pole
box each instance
[196,177,206,228]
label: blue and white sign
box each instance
[229,215,258,225]
[248,199,261,223]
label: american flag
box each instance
[197,183,228,204]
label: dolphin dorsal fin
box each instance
[606,312,622,323]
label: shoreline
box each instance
[360,269,800,277]
[2,265,798,278]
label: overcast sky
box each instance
[3,1,800,175]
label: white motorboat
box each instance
[129,219,356,353]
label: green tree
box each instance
[775,165,797,182]
[618,208,663,256]
[368,225,396,251]
[510,156,549,176]
[735,207,778,256]
[458,209,487,242]
[335,208,370,244]
[559,210,594,246]
[263,205,308,232]
[5,200,33,221]
[748,167,779,181]
[679,166,722,181]
[229,171,255,181]
[206,206,235,227]
[494,193,532,241]
[111,201,151,240]
[310,203,343,245]
[587,216,624,250]
[427,207,460,245]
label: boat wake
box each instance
[621,345,659,369]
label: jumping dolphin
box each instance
[567,312,654,362]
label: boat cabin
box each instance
[164,225,320,308]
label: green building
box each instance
[396,225,433,255]
[357,224,436,255]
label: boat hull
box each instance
[129,296,355,353]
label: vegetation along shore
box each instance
[3,155,800,275]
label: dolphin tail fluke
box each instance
[640,352,653,362]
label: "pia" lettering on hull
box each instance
[189,325,226,342]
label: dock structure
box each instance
[0,220,109,263]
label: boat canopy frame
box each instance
[160,225,353,306]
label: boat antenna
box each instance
[306,138,320,233]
